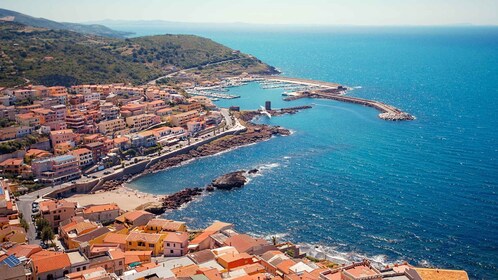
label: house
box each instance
[217,252,257,270]
[97,119,126,135]
[163,232,189,257]
[65,266,111,280]
[39,199,77,231]
[59,217,100,249]
[125,114,160,132]
[145,219,187,233]
[223,234,275,255]
[83,142,107,163]
[50,129,77,147]
[123,250,152,267]
[82,203,120,224]
[115,210,154,227]
[125,232,167,256]
[0,158,25,176]
[16,112,41,127]
[101,233,128,249]
[170,110,200,127]
[67,250,90,273]
[320,260,383,280]
[189,221,233,251]
[31,155,81,185]
[88,250,126,276]
[0,226,27,243]
[31,250,72,280]
[68,148,94,167]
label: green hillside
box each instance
[0,22,277,87]
[0,8,131,38]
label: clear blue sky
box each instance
[2,0,497,26]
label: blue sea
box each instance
[119,25,498,279]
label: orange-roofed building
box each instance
[171,264,200,278]
[320,260,382,280]
[411,267,469,280]
[233,272,267,280]
[31,250,71,280]
[0,226,27,243]
[276,259,297,276]
[163,231,189,257]
[224,234,274,255]
[82,203,121,223]
[145,218,187,233]
[218,252,257,270]
[199,267,223,280]
[102,232,128,249]
[65,267,110,280]
[25,148,52,159]
[0,158,25,175]
[39,199,77,231]
[7,244,42,258]
[189,221,233,251]
[59,218,100,249]
[124,250,152,266]
[115,210,154,227]
[125,232,167,256]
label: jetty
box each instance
[256,76,414,121]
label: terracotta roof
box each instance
[187,249,216,264]
[171,264,200,278]
[276,259,297,275]
[413,268,469,280]
[39,199,76,212]
[218,252,253,264]
[65,267,107,280]
[233,273,267,280]
[223,234,268,253]
[135,262,159,272]
[108,249,125,260]
[126,232,164,243]
[124,250,151,265]
[103,233,128,245]
[6,244,42,258]
[0,158,23,166]
[83,203,119,214]
[31,251,71,274]
[117,210,153,223]
[164,232,188,243]
[69,148,92,155]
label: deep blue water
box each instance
[122,26,498,279]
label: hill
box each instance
[0,8,132,38]
[0,22,277,87]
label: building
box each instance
[163,232,189,257]
[145,219,187,233]
[125,114,160,132]
[16,112,41,127]
[0,126,34,141]
[31,250,72,280]
[97,119,126,135]
[83,142,106,163]
[178,102,202,112]
[0,158,25,176]
[39,199,77,231]
[125,232,167,256]
[82,203,121,224]
[170,110,200,127]
[31,155,81,185]
[68,148,94,167]
[115,210,155,228]
[50,129,77,147]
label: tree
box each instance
[271,236,278,246]
[41,226,54,244]
[35,218,50,230]
[20,218,29,232]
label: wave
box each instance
[298,243,402,268]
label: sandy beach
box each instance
[65,186,160,211]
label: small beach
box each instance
[65,185,159,211]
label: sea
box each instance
[115,24,498,279]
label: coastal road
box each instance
[147,57,251,85]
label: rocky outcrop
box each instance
[210,171,247,190]
[145,123,290,173]
[162,187,203,210]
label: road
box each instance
[147,58,250,85]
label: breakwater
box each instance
[285,91,414,121]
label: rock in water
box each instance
[211,171,247,190]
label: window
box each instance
[170,250,174,254]
[128,242,132,245]
[174,243,176,247]
[138,241,145,247]
[119,261,122,265]
[166,242,170,247]
[149,244,155,248]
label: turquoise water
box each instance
[123,26,498,279]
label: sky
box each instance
[1,0,498,26]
